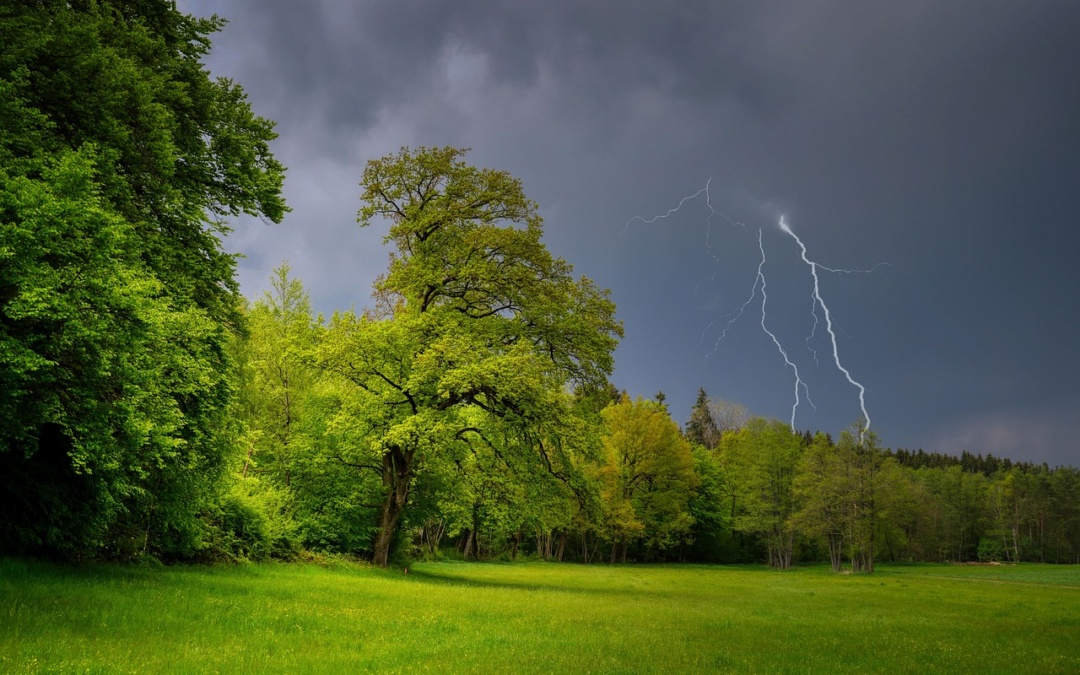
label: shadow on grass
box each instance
[0,556,271,598]
[403,565,650,597]
[402,562,774,598]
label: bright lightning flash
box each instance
[625,182,882,436]
[755,228,813,429]
[779,216,872,434]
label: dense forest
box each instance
[2,1,1077,570]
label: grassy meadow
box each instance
[2,559,1078,673]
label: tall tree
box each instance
[599,395,698,562]
[243,264,317,487]
[792,433,847,571]
[831,427,905,572]
[685,388,720,450]
[319,147,621,566]
[721,418,802,569]
[0,1,286,559]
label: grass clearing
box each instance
[2,559,1077,673]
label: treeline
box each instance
[888,448,1033,476]
[2,1,1077,571]
[233,292,1080,570]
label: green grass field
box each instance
[2,559,1077,673]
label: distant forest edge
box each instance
[1,1,1077,569]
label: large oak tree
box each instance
[319,147,621,566]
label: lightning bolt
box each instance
[621,181,711,237]
[625,183,879,436]
[623,178,747,274]
[779,216,872,435]
[807,258,889,365]
[754,228,813,429]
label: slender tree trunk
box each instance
[241,442,254,479]
[556,532,567,561]
[434,522,446,555]
[469,506,481,559]
[1039,514,1046,562]
[867,517,875,573]
[610,539,618,564]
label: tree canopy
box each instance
[0,0,286,559]
[319,146,622,566]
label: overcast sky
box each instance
[178,0,1080,466]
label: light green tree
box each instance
[243,264,318,487]
[721,418,803,569]
[795,425,910,572]
[792,432,847,571]
[599,395,698,562]
[319,147,621,566]
[833,427,907,572]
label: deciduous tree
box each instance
[319,147,621,566]
[599,395,697,561]
[0,1,286,559]
[721,418,802,569]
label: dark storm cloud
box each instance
[192,0,798,142]
[178,0,1080,465]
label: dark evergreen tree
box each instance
[684,387,720,450]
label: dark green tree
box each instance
[685,387,719,449]
[0,1,286,558]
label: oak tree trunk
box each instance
[372,446,413,568]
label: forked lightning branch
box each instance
[625,181,883,436]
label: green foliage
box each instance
[0,147,228,558]
[0,1,286,317]
[3,2,1076,572]
[319,146,621,566]
[599,395,698,559]
[240,264,318,489]
[203,476,300,563]
[684,387,720,449]
[721,418,804,568]
[685,445,738,561]
[0,0,286,560]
